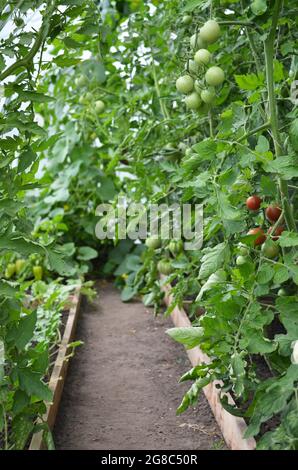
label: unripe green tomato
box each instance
[75,75,87,87]
[33,265,43,281]
[277,288,287,297]
[261,241,279,259]
[190,33,205,50]
[169,240,183,255]
[15,259,26,275]
[238,245,249,256]
[95,100,105,113]
[187,59,199,75]
[145,236,161,250]
[79,95,85,104]
[263,239,280,256]
[157,260,173,275]
[5,263,16,279]
[185,91,202,110]
[199,20,221,44]
[85,92,93,102]
[182,15,192,25]
[194,49,211,65]
[236,255,248,266]
[251,0,267,16]
[205,66,225,87]
[176,75,194,94]
[201,88,215,104]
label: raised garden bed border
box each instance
[161,279,256,451]
[29,287,82,450]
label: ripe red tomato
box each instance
[265,205,282,223]
[267,225,285,240]
[246,195,262,211]
[248,227,266,246]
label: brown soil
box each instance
[53,281,225,450]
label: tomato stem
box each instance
[264,0,296,232]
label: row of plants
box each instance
[103,0,298,450]
[1,0,297,451]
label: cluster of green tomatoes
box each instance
[75,74,106,114]
[145,236,184,275]
[176,19,225,111]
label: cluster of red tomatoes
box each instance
[241,195,284,260]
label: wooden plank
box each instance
[161,280,256,451]
[29,288,81,450]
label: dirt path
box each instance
[54,281,225,450]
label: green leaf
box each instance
[278,231,298,247]
[18,368,52,402]
[263,156,298,179]
[166,326,204,349]
[47,249,76,276]
[0,235,44,256]
[257,264,275,284]
[77,246,98,260]
[17,147,37,173]
[8,310,37,351]
[198,243,230,279]
[182,0,209,12]
[234,73,264,90]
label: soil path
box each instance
[54,281,224,450]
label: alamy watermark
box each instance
[95,197,203,250]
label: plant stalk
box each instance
[264,0,296,231]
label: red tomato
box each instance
[265,205,282,223]
[246,195,262,211]
[248,227,266,246]
[267,225,285,240]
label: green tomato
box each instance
[145,236,161,250]
[205,66,225,86]
[33,265,43,281]
[15,259,26,274]
[157,260,173,276]
[199,20,221,44]
[168,240,183,255]
[176,75,194,94]
[5,263,16,279]
[238,245,249,256]
[95,100,105,113]
[182,15,192,25]
[194,49,211,65]
[201,88,215,104]
[185,91,202,110]
[75,75,87,87]
[85,92,93,101]
[277,288,287,297]
[261,240,279,259]
[236,256,248,266]
[251,0,267,16]
[190,33,205,50]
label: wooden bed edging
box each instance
[161,280,256,451]
[29,287,82,450]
